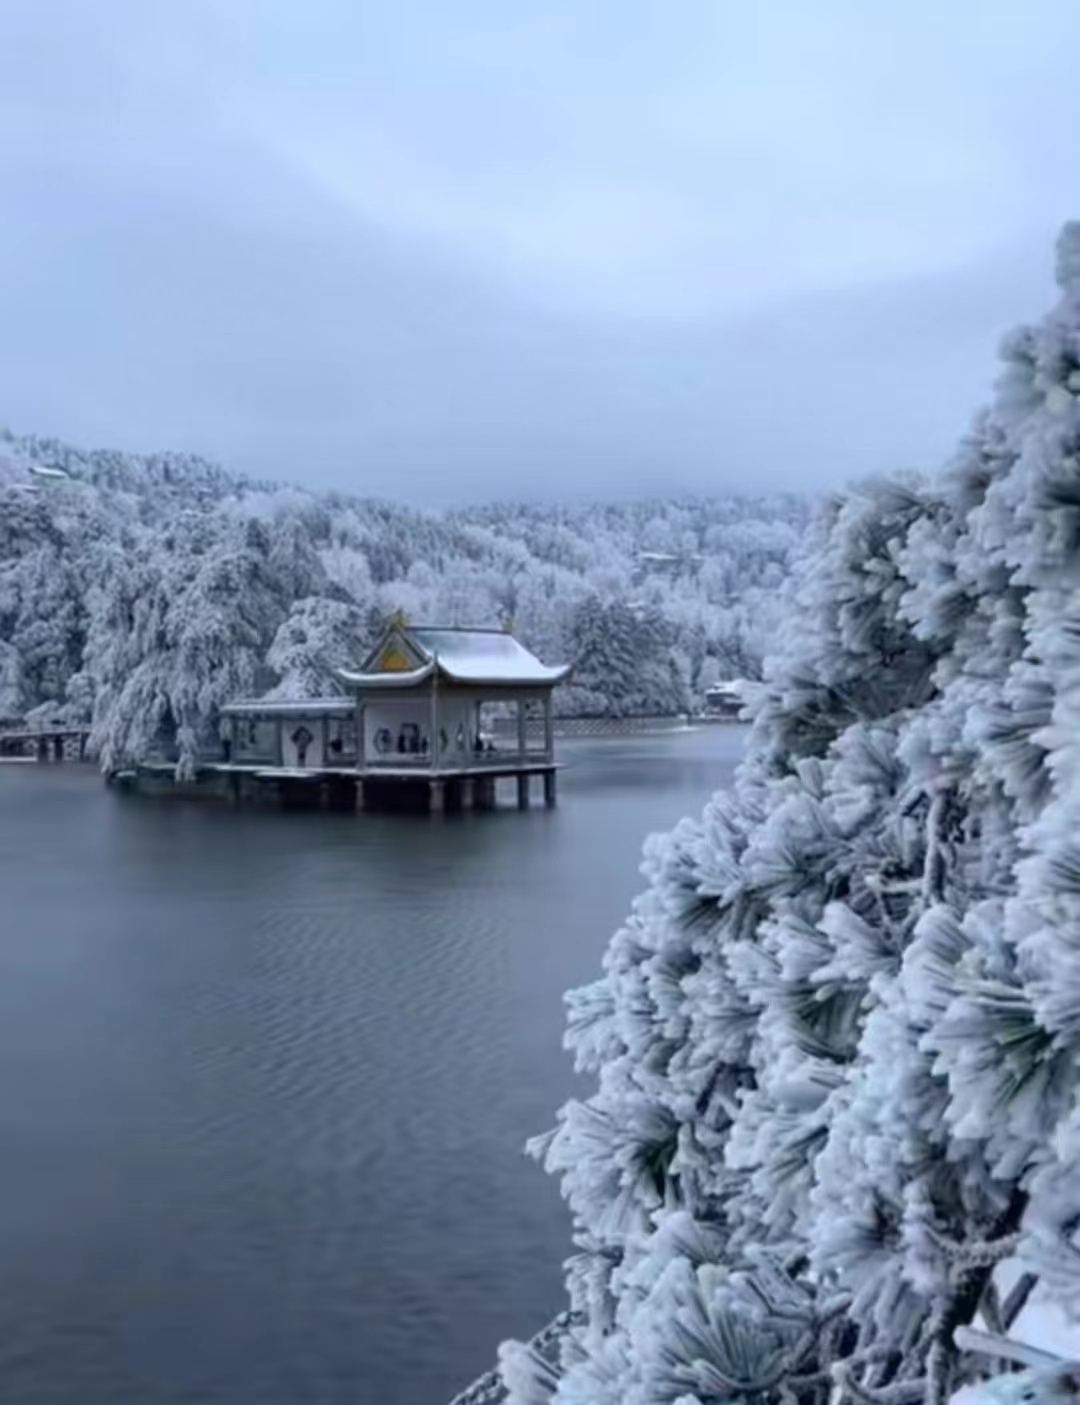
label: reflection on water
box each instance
[0,727,745,1404]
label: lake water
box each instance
[0,728,744,1405]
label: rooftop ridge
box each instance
[409,624,508,634]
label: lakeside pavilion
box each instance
[215,617,572,812]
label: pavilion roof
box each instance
[220,697,355,717]
[337,624,571,690]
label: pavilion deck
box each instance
[122,757,560,813]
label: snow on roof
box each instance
[334,662,436,690]
[411,627,571,685]
[339,626,570,689]
[221,697,355,717]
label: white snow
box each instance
[221,698,354,717]
[410,627,571,685]
[337,628,571,688]
[1013,1295,1080,1366]
[335,662,436,689]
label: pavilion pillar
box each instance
[430,671,441,771]
[543,692,554,760]
[517,773,530,809]
[544,769,557,808]
[356,699,366,771]
[517,696,528,761]
[274,717,284,766]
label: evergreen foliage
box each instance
[562,597,689,719]
[496,224,1080,1405]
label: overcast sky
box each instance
[1,2,1077,502]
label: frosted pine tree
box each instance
[0,640,22,719]
[264,596,367,699]
[497,224,1080,1405]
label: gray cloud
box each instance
[0,1,1076,501]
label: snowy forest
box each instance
[492,224,1080,1405]
[0,435,805,770]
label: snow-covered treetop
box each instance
[1054,221,1080,297]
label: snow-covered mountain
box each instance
[0,425,808,768]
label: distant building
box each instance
[701,680,747,720]
[216,618,572,810]
[633,549,705,584]
[337,621,571,770]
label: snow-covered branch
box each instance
[493,222,1080,1405]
